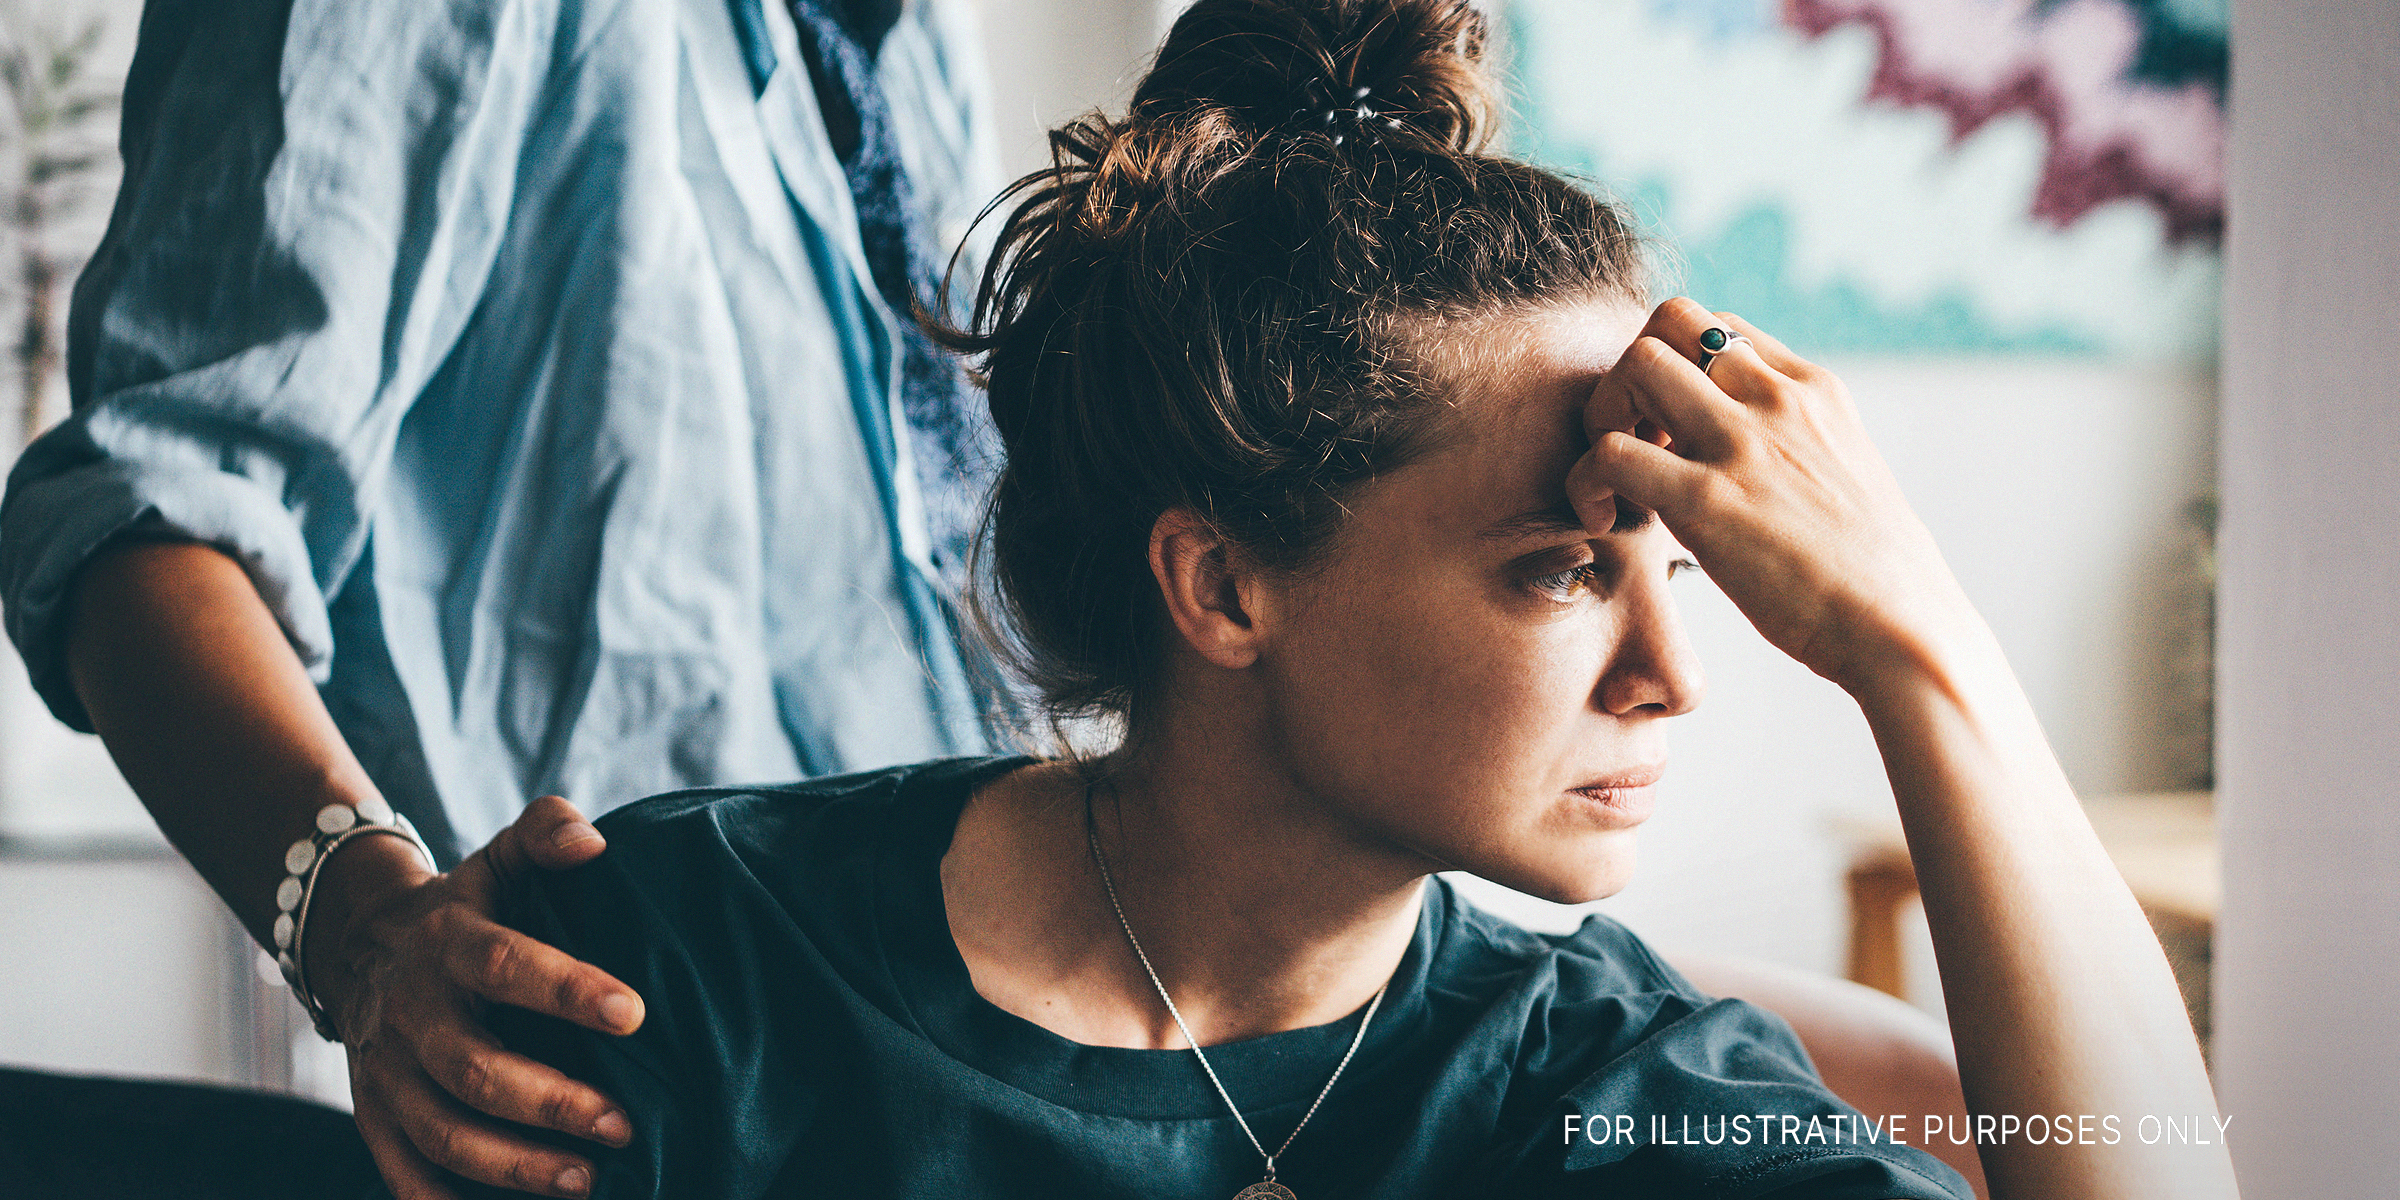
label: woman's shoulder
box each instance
[1432,882,1710,1016]
[512,755,1024,947]
[588,755,1022,857]
[1432,885,1833,1099]
[1427,886,1970,1198]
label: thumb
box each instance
[1564,448,1618,537]
[496,794,607,876]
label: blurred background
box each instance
[3,0,2388,1191]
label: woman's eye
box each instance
[1529,556,1697,599]
[1528,563,1603,599]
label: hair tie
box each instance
[1296,80,1401,146]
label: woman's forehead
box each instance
[1385,299,1647,524]
[1407,300,1642,428]
[1406,298,1645,379]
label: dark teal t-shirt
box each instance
[486,756,1972,1199]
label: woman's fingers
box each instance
[1627,297,1818,399]
[1595,302,1969,686]
[1563,449,1617,534]
[441,797,644,1036]
[1710,310,1820,382]
[1578,428,1710,519]
[404,1001,634,1144]
[1685,329,1794,412]
[507,795,608,874]
[323,817,644,1199]
[1639,300,1795,415]
[375,1054,598,1198]
[354,1037,596,1198]
[1634,296,1732,365]
[440,916,644,1036]
[1609,336,1744,458]
[1590,297,1809,468]
[473,796,605,904]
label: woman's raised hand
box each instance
[1567,297,1978,695]
[1575,301,2239,1199]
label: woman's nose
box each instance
[1596,570,1706,718]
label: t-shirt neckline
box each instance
[873,755,1445,1121]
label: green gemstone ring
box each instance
[1696,326,1750,376]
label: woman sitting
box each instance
[482,1,2231,1195]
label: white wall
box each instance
[976,0,1163,180]
[0,851,256,1085]
[2214,0,2400,1192]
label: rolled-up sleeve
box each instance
[1,0,551,730]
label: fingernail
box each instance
[593,1109,632,1144]
[598,993,639,1031]
[551,822,601,851]
[555,1165,591,1196]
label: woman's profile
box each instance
[481,1,2233,1196]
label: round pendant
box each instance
[1233,1184,1297,1200]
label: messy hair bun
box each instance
[1132,0,1495,153]
[941,0,1645,733]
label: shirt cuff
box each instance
[1,459,336,732]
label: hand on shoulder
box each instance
[310,796,645,1200]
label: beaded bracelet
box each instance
[273,798,437,1042]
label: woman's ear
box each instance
[1148,508,1265,670]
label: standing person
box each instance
[1,0,1007,1195]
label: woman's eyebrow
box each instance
[1479,497,1654,541]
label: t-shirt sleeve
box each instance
[1554,996,1970,1197]
[473,797,808,1200]
[1471,918,1974,1200]
[471,837,707,1200]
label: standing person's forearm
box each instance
[63,537,645,1199]
[64,540,430,951]
[1848,622,2236,1199]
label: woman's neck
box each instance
[942,734,1430,1050]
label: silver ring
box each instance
[1698,333,1752,376]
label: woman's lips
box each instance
[1567,764,1664,826]
[1575,764,1665,791]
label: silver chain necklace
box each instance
[1084,787,1388,1200]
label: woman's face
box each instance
[1252,297,1704,903]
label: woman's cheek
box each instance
[1404,620,1598,789]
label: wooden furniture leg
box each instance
[1845,845,1919,1000]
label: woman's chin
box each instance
[1472,832,1639,906]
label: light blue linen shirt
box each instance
[0,0,1005,859]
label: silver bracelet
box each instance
[272,798,436,1042]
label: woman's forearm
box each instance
[1848,622,2236,1199]
[64,539,427,950]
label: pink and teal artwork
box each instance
[1502,0,2225,359]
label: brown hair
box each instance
[940,0,1646,735]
